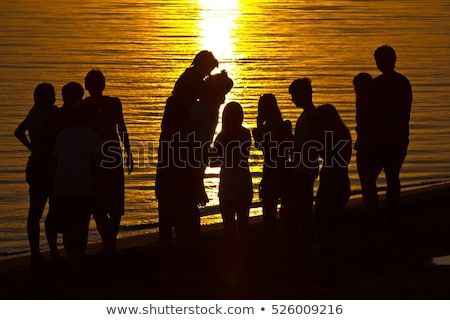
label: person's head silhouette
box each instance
[257,93,282,125]
[85,69,106,97]
[34,83,55,109]
[314,104,345,133]
[62,82,84,106]
[289,78,313,110]
[201,70,233,104]
[353,72,373,98]
[374,45,396,73]
[222,101,244,132]
[192,50,219,77]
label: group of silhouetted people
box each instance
[16,45,411,286]
[15,70,133,270]
[156,45,412,286]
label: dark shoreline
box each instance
[1,178,448,258]
[1,181,450,299]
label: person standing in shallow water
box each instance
[252,94,293,246]
[312,104,352,287]
[52,102,102,267]
[212,102,253,269]
[353,72,374,153]
[358,45,412,221]
[82,69,133,256]
[155,50,218,273]
[282,78,319,279]
[189,70,234,205]
[352,72,379,217]
[14,83,60,269]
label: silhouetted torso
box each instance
[215,127,253,206]
[53,127,102,198]
[190,100,220,146]
[292,108,319,178]
[27,106,57,159]
[319,128,352,184]
[355,93,377,151]
[172,67,205,102]
[160,67,205,139]
[253,119,293,198]
[82,95,123,142]
[26,106,58,189]
[373,71,412,147]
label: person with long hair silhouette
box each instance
[212,102,253,269]
[353,72,380,217]
[252,94,293,246]
[14,83,60,269]
[312,104,352,286]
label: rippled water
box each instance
[1,0,449,255]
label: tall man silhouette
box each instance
[358,45,412,221]
[282,78,319,278]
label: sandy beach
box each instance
[1,182,450,300]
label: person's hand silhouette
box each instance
[127,151,134,175]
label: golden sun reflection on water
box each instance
[198,0,240,78]
[197,0,248,215]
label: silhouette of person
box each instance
[281,78,319,278]
[353,72,375,152]
[353,72,380,218]
[156,50,218,273]
[358,45,412,221]
[81,69,133,256]
[44,82,86,266]
[252,94,293,246]
[55,82,85,133]
[312,104,352,287]
[160,50,219,139]
[189,70,233,205]
[52,103,102,267]
[14,83,59,269]
[212,102,253,268]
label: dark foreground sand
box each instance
[1,182,450,300]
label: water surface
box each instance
[0,0,449,255]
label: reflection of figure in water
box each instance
[190,70,233,205]
[213,102,253,267]
[252,94,293,246]
[82,69,133,255]
[312,104,352,287]
[358,45,412,221]
[14,83,59,269]
[156,50,218,273]
[282,78,319,278]
[52,103,102,267]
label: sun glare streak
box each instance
[198,0,240,75]
[198,0,241,182]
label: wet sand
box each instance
[1,182,450,299]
